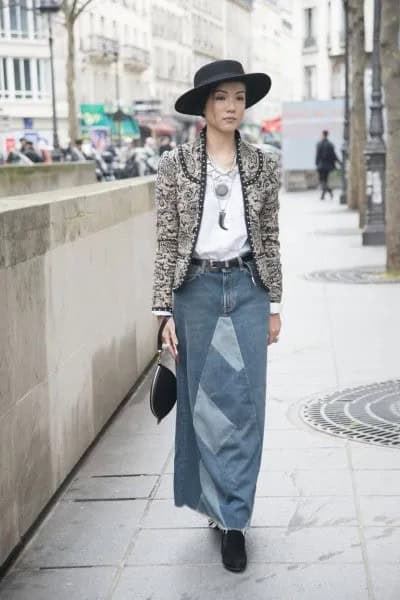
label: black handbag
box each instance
[149,316,177,423]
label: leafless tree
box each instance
[348,0,367,223]
[61,0,96,143]
[381,0,400,272]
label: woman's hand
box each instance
[268,314,281,345]
[158,316,179,360]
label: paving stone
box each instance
[140,499,205,529]
[364,527,400,564]
[0,567,116,600]
[127,527,220,565]
[359,496,400,526]
[17,500,147,568]
[249,527,363,563]
[354,470,400,495]
[350,445,400,470]
[264,408,298,429]
[263,429,346,448]
[154,474,174,499]
[369,564,400,600]
[79,434,173,476]
[126,527,363,566]
[107,395,175,437]
[112,563,369,600]
[261,447,349,471]
[62,475,158,501]
[256,469,353,496]
[252,496,357,528]
[112,564,368,600]
[164,452,175,474]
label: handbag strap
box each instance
[157,316,170,352]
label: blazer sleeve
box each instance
[259,154,282,304]
[152,150,179,312]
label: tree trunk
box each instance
[348,0,366,222]
[66,17,79,142]
[381,0,400,273]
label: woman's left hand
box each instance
[268,314,281,345]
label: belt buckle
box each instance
[209,259,218,271]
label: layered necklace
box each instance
[207,151,238,230]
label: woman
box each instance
[152,60,282,573]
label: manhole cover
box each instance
[304,266,400,284]
[301,380,400,447]
[314,228,360,236]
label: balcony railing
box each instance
[85,34,119,61]
[121,45,150,71]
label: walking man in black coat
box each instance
[316,130,341,199]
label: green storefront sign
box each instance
[80,104,140,138]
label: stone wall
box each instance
[284,169,342,192]
[0,162,96,198]
[0,178,158,566]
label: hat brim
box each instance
[174,73,272,116]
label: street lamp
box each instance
[38,0,62,160]
[340,0,350,205]
[112,45,123,148]
[362,0,386,246]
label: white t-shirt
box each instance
[193,163,251,260]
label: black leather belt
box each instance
[191,252,253,270]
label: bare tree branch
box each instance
[71,0,79,17]
[74,0,96,21]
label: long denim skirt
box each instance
[173,259,270,530]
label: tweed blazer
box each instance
[152,128,282,312]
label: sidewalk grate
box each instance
[301,380,400,448]
[304,266,400,284]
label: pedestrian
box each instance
[159,135,173,156]
[315,130,341,199]
[152,60,282,573]
[23,140,44,163]
[70,138,87,161]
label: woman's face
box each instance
[203,81,246,132]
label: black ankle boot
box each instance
[221,530,247,572]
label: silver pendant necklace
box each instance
[207,151,237,230]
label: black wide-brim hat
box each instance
[175,60,272,116]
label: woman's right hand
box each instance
[159,316,179,360]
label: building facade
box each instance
[0,0,64,150]
[0,0,295,153]
[291,0,374,103]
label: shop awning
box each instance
[262,116,282,133]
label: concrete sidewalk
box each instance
[1,189,400,599]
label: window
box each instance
[0,57,48,100]
[9,0,29,38]
[13,58,33,97]
[332,62,344,98]
[0,0,5,37]
[305,7,314,37]
[0,57,9,98]
[32,0,44,38]
[304,65,316,100]
[304,7,316,48]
